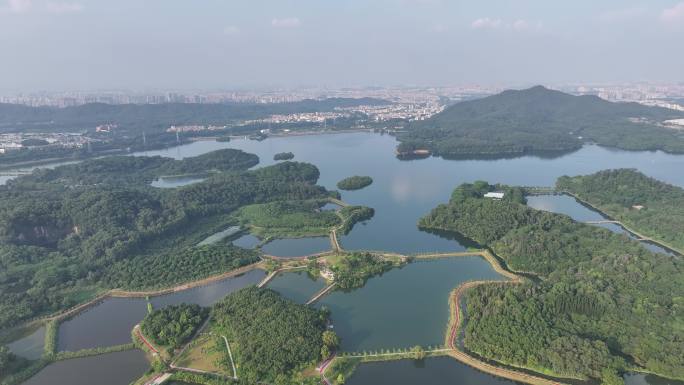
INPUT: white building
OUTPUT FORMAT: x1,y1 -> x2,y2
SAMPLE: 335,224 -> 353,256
484,192 -> 505,200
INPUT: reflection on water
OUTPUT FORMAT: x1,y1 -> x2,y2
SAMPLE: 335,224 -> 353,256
7,326 -> 45,360
625,373 -> 684,385
261,237 -> 331,258
527,195 -> 677,256
266,271 -> 326,304
197,226 -> 241,246
232,233 -> 260,249
316,258 -> 505,352
346,356 -> 518,385
20,349 -> 149,385
58,269 -> 265,351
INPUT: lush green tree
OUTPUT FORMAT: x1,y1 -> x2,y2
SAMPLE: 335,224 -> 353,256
420,180 -> 684,380
337,176 -> 373,191
141,304 -> 209,349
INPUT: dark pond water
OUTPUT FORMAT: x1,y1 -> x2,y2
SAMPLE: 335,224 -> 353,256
625,373 -> 684,385
316,257 -> 505,352
20,349 -> 149,385
197,226 -> 241,246
527,195 -> 677,256
6,326 -> 45,360
266,270 -> 327,303
260,236 -> 332,258
345,356 -> 519,385
57,269 -> 265,352
232,233 -> 260,249
150,175 -> 204,188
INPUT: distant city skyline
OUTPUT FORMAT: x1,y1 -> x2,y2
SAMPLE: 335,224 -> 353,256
1,0 -> 683,91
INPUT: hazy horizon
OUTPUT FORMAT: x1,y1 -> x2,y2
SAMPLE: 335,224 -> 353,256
1,0 -> 683,92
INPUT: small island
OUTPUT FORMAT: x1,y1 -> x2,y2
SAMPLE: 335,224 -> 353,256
337,176 -> 373,191
274,152 -> 295,161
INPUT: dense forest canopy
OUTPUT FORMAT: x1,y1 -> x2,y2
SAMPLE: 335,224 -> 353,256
336,176 -> 373,191
419,180 -> 684,382
0,150 -> 337,330
398,86 -> 684,157
141,304 -> 209,349
273,152 -> 295,161
211,287 -> 334,385
329,252 -> 398,290
557,169 -> 684,252
16,148 -> 259,186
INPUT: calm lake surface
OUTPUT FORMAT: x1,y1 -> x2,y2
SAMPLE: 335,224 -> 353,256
346,356 -> 518,385
316,258 -> 505,352
267,271 -> 327,303
625,373 -> 684,385
232,233 -> 260,249
7,326 -> 45,360
21,349 -> 148,385
57,269 -> 265,351
138,133 -> 684,255
261,236 -> 332,257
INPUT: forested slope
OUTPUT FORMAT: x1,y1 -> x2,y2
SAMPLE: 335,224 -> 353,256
0,151 -> 335,329
419,181 -> 684,382
399,86 -> 684,157
557,169 -> 684,253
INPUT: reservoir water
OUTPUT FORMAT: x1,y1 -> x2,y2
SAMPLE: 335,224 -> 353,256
57,269 -> 265,352
6,326 -> 45,360
20,349 -> 149,385
5,132 -> 684,384
316,257 -> 505,352
346,356 -> 519,385
527,195 -> 677,256
267,270 -> 327,303
261,236 -> 332,257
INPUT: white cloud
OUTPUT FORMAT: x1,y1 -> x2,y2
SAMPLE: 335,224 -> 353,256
45,2 -> 82,14
661,2 -> 684,24
598,6 -> 647,23
512,19 -> 529,30
471,18 -> 541,32
430,23 -> 449,32
223,25 -> 240,36
471,17 -> 502,29
271,17 -> 301,28
3,0 -> 32,13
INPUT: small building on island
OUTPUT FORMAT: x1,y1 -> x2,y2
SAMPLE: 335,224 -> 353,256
484,192 -> 505,200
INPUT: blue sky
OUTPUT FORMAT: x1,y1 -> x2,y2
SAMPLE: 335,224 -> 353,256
1,0 -> 683,91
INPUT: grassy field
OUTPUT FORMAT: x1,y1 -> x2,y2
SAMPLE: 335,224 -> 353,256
174,334 -> 226,375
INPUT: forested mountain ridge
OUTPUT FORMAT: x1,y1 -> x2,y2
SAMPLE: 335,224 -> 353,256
0,151 -> 336,329
419,181 -> 684,382
398,86 -> 684,157
0,97 -> 389,133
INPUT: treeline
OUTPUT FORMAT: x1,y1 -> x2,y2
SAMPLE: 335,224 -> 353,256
18,148 -> 259,186
0,157 -> 334,329
557,169 -> 684,252
142,304 -> 208,349
398,86 -> 684,158
104,244 -> 260,290
211,287 -> 333,385
420,180 -> 684,381
274,152 -> 295,161
337,206 -> 375,235
331,253 -> 399,290
337,176 -> 373,191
